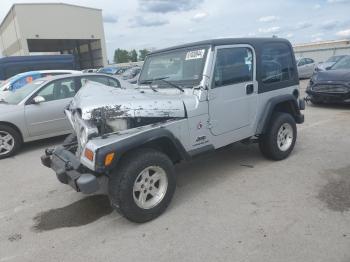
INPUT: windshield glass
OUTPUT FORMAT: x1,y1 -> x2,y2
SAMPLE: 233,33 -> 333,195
331,56 -> 350,70
326,56 -> 344,63
98,67 -> 118,74
139,47 -> 208,86
1,80 -> 45,105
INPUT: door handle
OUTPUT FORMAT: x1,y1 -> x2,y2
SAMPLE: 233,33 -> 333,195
246,84 -> 254,95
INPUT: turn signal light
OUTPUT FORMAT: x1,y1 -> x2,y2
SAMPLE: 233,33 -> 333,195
105,152 -> 115,166
84,148 -> 94,161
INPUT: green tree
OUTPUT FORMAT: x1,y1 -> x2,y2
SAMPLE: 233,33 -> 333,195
129,49 -> 138,62
114,48 -> 130,63
138,49 -> 150,61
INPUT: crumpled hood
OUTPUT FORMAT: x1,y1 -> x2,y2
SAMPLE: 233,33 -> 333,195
72,82 -> 193,120
315,70 -> 350,82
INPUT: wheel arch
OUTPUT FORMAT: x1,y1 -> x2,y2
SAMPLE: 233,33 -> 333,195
95,128 -> 190,172
256,94 -> 304,135
0,121 -> 24,142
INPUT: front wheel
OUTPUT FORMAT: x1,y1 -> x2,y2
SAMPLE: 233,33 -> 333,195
0,124 -> 22,159
259,113 -> 297,160
108,148 -> 176,223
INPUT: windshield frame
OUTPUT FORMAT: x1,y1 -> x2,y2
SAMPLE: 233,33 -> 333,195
138,45 -> 210,87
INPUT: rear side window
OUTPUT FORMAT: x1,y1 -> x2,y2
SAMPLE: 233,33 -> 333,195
261,43 -> 294,84
213,47 -> 253,88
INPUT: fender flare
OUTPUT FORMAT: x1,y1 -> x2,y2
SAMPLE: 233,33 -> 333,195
256,94 -> 304,134
94,128 -> 190,172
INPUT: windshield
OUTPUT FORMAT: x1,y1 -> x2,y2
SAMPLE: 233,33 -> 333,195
331,56 -> 350,70
98,67 -> 118,74
139,47 -> 208,86
326,56 -> 344,63
1,80 -> 45,105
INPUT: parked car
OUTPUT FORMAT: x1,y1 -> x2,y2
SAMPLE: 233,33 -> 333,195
0,70 -> 81,92
122,66 -> 141,84
296,57 -> 316,78
315,55 -> 347,72
0,54 -> 76,81
0,73 -> 124,159
306,55 -> 350,104
82,69 -> 98,73
41,38 -> 305,223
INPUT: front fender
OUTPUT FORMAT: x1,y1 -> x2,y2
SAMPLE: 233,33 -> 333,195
94,128 -> 190,172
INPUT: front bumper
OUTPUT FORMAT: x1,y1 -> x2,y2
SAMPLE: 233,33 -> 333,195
306,85 -> 350,104
41,146 -> 100,194
306,90 -> 350,103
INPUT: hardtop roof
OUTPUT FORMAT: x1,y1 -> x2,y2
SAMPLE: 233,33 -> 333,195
150,38 -> 291,55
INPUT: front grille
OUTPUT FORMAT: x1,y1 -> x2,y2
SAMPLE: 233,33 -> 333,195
312,84 -> 349,93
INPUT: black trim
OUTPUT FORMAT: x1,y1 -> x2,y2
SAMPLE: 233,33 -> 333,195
95,128 -> 190,172
256,94 -> 304,134
188,145 -> 215,157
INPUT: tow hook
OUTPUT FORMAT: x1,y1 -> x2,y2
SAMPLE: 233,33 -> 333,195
45,148 -> 54,156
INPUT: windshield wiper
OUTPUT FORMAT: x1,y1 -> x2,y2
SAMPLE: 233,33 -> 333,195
140,76 -> 184,92
139,76 -> 169,85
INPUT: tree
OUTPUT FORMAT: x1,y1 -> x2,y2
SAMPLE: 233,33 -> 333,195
129,49 -> 138,62
114,48 -> 130,63
138,49 -> 150,61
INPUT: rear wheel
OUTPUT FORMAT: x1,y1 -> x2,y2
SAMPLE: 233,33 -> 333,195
109,148 -> 176,223
0,124 -> 22,159
259,113 -> 297,160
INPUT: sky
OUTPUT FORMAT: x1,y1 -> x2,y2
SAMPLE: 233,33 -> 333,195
0,0 -> 350,61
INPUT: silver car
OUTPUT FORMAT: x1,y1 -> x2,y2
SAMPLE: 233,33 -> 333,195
296,57 -> 316,78
0,73 -> 123,159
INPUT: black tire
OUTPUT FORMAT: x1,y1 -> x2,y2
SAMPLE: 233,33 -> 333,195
310,99 -> 322,105
108,148 -> 176,223
0,124 -> 22,159
259,112 -> 297,161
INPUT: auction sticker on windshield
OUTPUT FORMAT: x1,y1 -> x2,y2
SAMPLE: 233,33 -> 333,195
186,49 -> 205,60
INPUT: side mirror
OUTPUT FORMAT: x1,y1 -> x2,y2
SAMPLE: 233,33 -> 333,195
325,66 -> 332,70
33,96 -> 45,104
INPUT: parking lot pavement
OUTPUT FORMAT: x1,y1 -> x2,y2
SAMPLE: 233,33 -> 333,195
0,80 -> 349,262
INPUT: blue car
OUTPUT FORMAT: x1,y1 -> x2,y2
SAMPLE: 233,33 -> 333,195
0,70 -> 80,92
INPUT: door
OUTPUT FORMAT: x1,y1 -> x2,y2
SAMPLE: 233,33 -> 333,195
24,77 -> 77,137
209,45 -> 257,136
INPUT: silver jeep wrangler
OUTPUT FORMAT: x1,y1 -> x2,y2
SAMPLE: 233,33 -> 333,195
42,38 -> 305,223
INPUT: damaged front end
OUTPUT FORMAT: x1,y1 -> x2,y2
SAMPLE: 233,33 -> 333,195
66,82 -> 187,155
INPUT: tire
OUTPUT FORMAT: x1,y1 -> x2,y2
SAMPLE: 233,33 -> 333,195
259,112 -> 297,161
310,99 -> 322,105
0,124 -> 22,159
108,148 -> 176,223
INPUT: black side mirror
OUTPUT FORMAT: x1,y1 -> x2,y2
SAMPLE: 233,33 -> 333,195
326,66 -> 332,70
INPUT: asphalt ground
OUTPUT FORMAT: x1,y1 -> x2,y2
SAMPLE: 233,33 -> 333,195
1,80 -> 350,262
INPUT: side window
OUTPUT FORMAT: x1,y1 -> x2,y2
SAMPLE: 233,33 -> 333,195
298,59 -> 306,66
307,58 -> 314,64
261,43 -> 294,84
81,76 -> 109,86
213,47 -> 253,88
37,78 -> 76,102
107,77 -> 121,88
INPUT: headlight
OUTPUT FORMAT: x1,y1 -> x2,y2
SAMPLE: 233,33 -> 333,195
80,127 -> 88,147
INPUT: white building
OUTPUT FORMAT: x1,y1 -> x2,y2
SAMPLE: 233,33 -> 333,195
293,39 -> 350,63
0,3 -> 107,69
